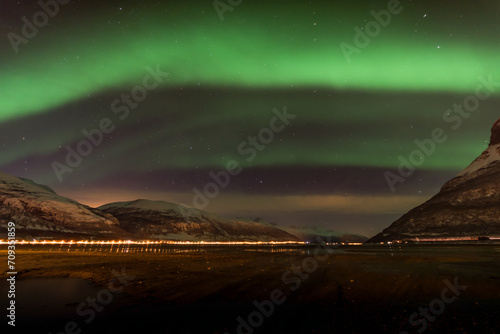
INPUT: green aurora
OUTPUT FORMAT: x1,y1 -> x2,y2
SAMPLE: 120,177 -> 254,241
1,1 -> 499,122
0,0 -> 499,236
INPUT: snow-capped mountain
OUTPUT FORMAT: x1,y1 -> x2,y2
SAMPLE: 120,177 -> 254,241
0,172 -> 300,241
0,171 -> 125,239
367,118 -> 500,243
98,199 -> 300,242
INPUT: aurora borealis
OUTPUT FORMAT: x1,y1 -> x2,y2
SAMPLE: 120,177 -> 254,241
1,0 -> 499,236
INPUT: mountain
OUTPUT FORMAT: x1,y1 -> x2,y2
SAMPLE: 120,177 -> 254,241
0,171 -> 300,241
367,118 -> 500,243
0,171 -> 125,239
98,199 -> 300,242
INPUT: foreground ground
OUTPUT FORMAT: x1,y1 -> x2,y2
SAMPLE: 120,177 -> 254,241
1,244 -> 500,333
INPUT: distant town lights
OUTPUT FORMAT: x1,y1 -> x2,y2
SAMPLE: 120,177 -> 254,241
0,240 -> 306,245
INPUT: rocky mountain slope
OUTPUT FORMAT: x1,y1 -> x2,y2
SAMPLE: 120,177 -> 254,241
367,118 -> 500,243
0,171 -> 125,239
99,199 -> 300,242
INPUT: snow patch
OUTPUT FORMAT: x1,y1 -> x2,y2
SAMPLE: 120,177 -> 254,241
458,144 -> 500,176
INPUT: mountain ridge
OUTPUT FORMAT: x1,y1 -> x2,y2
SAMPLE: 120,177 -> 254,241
0,173 -> 300,241
98,199 -> 300,242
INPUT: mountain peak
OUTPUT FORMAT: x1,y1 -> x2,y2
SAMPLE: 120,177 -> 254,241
490,117 -> 500,146
455,118 -> 500,178
99,199 -> 182,212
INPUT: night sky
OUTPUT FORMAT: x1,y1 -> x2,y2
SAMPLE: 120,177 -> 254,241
1,0 -> 499,237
